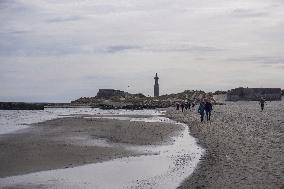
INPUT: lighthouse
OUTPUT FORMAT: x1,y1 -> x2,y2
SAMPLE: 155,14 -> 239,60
154,73 -> 159,97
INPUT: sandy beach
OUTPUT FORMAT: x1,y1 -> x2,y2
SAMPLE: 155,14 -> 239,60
0,100 -> 283,188
166,100 -> 284,188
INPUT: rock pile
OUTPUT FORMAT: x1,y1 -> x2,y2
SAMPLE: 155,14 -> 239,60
71,89 -> 215,110
0,102 -> 44,110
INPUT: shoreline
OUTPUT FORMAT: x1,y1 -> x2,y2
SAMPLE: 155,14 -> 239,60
166,100 -> 284,188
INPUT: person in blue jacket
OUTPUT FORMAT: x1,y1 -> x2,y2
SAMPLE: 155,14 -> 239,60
198,101 -> 206,122
204,101 -> 213,121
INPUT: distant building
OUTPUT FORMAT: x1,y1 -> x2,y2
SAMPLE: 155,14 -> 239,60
96,89 -> 127,98
154,73 -> 159,97
226,87 -> 282,101
95,89 -> 146,99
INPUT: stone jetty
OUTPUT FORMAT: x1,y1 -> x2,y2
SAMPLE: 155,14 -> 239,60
0,102 -> 44,110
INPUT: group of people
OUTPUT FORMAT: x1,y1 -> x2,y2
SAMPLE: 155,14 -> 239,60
176,101 -> 195,112
176,100 -> 213,122
198,97 -> 266,121
176,97 -> 267,123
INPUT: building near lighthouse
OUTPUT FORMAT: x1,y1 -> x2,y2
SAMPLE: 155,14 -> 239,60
154,73 -> 159,97
226,87 -> 281,101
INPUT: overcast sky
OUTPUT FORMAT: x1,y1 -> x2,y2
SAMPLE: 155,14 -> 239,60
0,0 -> 283,102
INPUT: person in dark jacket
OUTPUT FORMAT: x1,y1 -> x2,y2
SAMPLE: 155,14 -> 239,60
198,101 -> 205,122
181,103 -> 185,112
176,103 -> 180,111
259,97 -> 265,111
192,101 -> 195,108
187,100 -> 191,110
204,101 -> 213,121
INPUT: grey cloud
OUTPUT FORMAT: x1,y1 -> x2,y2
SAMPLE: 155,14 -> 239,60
0,0 -> 32,13
6,30 -> 30,34
0,29 -> 32,35
0,34 -> 142,55
105,45 -> 142,53
228,56 -> 284,65
47,16 -> 83,23
145,45 -> 223,53
231,8 -> 269,18
0,35 -> 223,55
0,35 -> 81,56
0,0 -> 20,10
171,45 -> 222,52
103,44 -> 223,54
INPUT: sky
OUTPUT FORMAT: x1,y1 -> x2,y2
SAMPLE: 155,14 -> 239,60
0,0 -> 284,102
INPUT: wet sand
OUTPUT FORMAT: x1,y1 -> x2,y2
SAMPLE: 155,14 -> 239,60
0,116 -> 183,178
166,100 -> 284,188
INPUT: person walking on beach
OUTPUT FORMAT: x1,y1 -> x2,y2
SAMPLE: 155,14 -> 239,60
204,101 -> 213,121
198,101 -> 205,122
187,100 -> 191,110
176,103 -> 180,111
259,97 -> 266,111
192,101 -> 195,108
181,102 -> 185,112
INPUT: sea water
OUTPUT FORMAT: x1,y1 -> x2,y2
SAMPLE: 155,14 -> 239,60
0,108 -> 162,135
0,108 -> 204,189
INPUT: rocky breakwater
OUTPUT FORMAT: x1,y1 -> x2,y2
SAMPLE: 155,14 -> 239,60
72,96 -> 171,110
71,89 -> 214,110
0,102 -> 44,110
